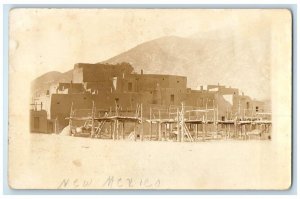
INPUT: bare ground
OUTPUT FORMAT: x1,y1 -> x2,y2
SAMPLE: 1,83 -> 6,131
8,133 -> 290,189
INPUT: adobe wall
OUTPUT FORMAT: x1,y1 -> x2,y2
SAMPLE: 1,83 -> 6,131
252,100 -> 266,113
50,94 -> 92,128
219,87 -> 239,95
185,90 -> 233,120
50,87 -> 189,130
84,82 -> 112,93
50,92 -> 142,129
73,63 -> 134,83
231,95 -> 266,117
186,91 -> 215,108
138,74 -> 186,91
72,63 -> 187,101
159,88 -> 186,106
33,95 -> 51,118
30,110 -> 48,133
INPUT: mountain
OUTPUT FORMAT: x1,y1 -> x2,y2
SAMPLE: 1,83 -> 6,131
103,36 -> 203,76
103,34 -> 270,100
31,70 -> 73,95
32,31 -> 271,100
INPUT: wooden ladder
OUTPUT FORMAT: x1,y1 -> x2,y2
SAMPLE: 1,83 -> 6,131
184,124 -> 194,142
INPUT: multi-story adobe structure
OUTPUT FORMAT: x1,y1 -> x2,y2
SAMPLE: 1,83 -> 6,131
31,62 -> 268,132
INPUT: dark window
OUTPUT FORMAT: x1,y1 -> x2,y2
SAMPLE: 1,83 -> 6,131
221,116 -> 225,121
256,106 -> 259,112
128,82 -> 133,91
177,81 -> 180,83
246,102 -> 250,109
57,102 -> 60,105
115,98 -> 119,103
171,94 -> 175,103
34,117 -> 39,129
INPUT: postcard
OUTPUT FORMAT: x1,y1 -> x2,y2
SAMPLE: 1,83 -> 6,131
8,9 -> 292,189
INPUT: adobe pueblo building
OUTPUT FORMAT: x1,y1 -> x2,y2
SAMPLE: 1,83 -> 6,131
31,62 -> 271,141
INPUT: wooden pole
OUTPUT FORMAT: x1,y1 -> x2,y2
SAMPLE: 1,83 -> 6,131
150,107 -> 152,141
141,104 -> 143,141
165,123 -> 168,140
216,103 -> 219,137
213,99 -> 215,125
180,102 -> 185,142
91,101 -> 95,138
217,103 -> 219,122
251,105 -> 254,131
234,119 -> 237,138
238,99 -> 241,118
202,115 -> 205,141
177,108 -> 180,142
158,123 -> 161,141
109,122 -> 113,139
158,110 -> 161,141
149,121 -> 152,141
205,100 -> 208,139
112,120 -> 116,140
122,122 -> 125,140
110,121 -> 113,139
205,99 -> 208,122
134,122 -> 137,141
169,123 -> 172,140
240,124 -> 243,139
163,123 -> 166,140
98,121 -> 102,139
224,123 -> 227,139
245,124 -> 248,140
69,102 -> 73,135
156,122 -> 159,141
116,119 -> 119,140
115,99 -> 118,116
196,123 -> 198,140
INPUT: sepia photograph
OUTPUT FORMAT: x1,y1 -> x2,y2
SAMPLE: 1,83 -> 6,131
8,8 -> 292,189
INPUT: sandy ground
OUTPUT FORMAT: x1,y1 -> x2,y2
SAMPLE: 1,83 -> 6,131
8,133 -> 290,190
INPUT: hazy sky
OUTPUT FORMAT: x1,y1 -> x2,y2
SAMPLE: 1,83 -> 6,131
9,9 -> 291,100
9,9 -> 274,77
